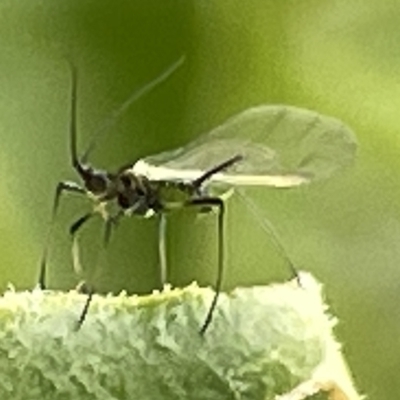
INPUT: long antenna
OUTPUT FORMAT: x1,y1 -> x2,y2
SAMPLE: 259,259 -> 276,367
81,55 -> 185,163
66,60 -> 82,173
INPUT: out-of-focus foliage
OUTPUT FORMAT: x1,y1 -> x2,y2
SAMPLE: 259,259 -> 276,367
0,2 -> 398,399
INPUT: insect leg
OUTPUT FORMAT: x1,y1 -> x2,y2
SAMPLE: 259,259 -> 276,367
75,211 -> 124,329
103,212 -> 122,247
68,211 -> 98,331
236,189 -> 300,285
191,154 -> 243,190
184,196 -> 225,335
69,212 -> 95,275
158,213 -> 168,287
70,212 -> 95,236
38,181 -> 86,289
75,287 -> 94,331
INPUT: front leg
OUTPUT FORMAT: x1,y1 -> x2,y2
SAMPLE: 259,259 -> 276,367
158,213 -> 168,288
69,212 -> 95,277
75,210 -> 124,330
38,181 -> 86,289
183,196 -> 225,335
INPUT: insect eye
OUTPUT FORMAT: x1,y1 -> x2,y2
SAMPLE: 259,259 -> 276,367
117,193 -> 130,209
120,174 -> 131,188
136,187 -> 145,196
86,172 -> 108,194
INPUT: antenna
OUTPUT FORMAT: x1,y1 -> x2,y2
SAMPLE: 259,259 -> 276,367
66,60 -> 83,173
81,55 -> 186,163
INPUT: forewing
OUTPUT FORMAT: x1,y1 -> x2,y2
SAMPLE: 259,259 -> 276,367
135,105 -> 357,187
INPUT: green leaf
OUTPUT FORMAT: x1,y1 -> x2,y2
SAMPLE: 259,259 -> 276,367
0,273 -> 361,400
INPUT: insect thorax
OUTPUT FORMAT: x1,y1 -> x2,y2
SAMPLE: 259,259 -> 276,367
116,170 -> 199,216
85,162 -> 211,220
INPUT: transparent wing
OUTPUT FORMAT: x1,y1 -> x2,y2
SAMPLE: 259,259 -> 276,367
132,105 -> 357,188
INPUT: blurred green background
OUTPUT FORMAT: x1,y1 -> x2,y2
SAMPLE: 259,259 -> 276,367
0,1 -> 399,399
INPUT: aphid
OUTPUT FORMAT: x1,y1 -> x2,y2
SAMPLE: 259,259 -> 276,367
39,58 -> 357,334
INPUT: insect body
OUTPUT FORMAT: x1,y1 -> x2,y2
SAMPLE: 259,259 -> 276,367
39,59 -> 357,334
